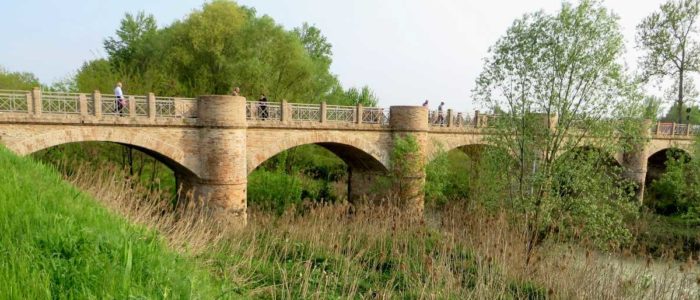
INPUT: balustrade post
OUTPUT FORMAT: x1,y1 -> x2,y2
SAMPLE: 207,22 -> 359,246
128,96 -> 136,117
474,110 -> 480,127
672,122 -> 676,136
79,94 -> 88,116
147,92 -> 156,120
31,87 -> 42,116
687,123 -> 691,136
320,101 -> 327,123
447,109 -> 454,127
655,121 -> 660,135
281,100 -> 290,122
356,103 -> 363,124
93,90 -> 102,117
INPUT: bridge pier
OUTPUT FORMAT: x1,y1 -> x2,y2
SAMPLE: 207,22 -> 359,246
389,106 -> 429,214
188,95 -> 248,227
621,120 -> 652,204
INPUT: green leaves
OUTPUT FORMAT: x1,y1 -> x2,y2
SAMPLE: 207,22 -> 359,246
75,0 -> 376,105
0,67 -> 40,90
637,0 -> 700,122
473,0 -> 642,250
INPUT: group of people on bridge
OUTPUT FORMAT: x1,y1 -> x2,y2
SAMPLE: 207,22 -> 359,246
423,99 -> 447,126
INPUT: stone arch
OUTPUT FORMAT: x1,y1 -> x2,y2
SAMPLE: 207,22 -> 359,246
645,147 -> 692,187
247,132 -> 390,174
426,134 -> 490,162
427,139 -> 511,165
8,127 -> 199,178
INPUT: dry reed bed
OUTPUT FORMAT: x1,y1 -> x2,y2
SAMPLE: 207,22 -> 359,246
55,160 -> 699,299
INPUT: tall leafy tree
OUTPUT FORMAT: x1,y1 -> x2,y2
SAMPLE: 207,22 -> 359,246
473,0 -> 642,256
637,0 -> 700,123
103,11 -> 158,70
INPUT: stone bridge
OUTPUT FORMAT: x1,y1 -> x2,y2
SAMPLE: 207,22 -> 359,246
0,88 -> 695,226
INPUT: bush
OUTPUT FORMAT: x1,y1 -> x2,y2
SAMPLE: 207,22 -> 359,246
247,169 -> 304,214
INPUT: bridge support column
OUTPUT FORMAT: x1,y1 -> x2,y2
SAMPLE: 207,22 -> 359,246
389,106 -> 429,215
622,119 -> 652,204
190,95 -> 248,227
347,169 -> 382,203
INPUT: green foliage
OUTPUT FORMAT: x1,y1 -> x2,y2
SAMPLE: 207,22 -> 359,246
547,150 -> 639,248
0,146 -> 227,298
661,103 -> 700,124
637,0 -> 700,123
247,169 -> 304,214
32,142 -> 176,198
75,59 -> 118,94
389,134 -> 422,196
647,147 -> 700,216
74,0 -> 377,106
248,145 -> 342,214
473,0 -> 643,250
327,85 -> 379,107
425,146 -> 451,205
0,66 -> 40,90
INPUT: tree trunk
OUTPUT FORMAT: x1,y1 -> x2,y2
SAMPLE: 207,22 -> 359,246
679,67 -> 684,124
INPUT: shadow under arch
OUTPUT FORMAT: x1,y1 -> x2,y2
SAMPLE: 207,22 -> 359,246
249,142 -> 390,204
430,143 -> 514,166
645,147 -> 692,188
30,141 -> 199,197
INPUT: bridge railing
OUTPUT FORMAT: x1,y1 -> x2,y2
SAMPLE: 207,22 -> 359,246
362,107 -> 389,125
0,89 -> 197,118
326,105 -> 356,123
431,110 -> 496,128
0,90 -> 30,113
42,92 -> 81,114
652,122 -> 700,137
245,100 -> 389,126
292,103 -> 322,121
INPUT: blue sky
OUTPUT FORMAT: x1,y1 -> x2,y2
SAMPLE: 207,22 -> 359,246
0,0 -> 666,111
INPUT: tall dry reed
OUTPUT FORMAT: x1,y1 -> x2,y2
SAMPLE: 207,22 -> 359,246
53,159 -> 699,299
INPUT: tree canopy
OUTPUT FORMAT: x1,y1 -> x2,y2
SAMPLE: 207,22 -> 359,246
637,0 -> 700,123
0,67 -> 40,90
75,0 -> 376,106
473,0 -> 643,252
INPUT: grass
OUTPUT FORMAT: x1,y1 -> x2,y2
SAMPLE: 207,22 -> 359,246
0,146 -> 230,299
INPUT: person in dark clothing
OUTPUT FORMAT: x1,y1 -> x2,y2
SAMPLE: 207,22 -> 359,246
259,94 -> 268,120
437,101 -> 445,126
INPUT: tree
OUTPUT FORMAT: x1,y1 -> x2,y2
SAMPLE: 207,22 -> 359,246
0,67 -> 40,90
327,85 -> 379,107
637,0 -> 700,123
103,11 -> 158,71
473,0 -> 642,256
294,23 -> 340,101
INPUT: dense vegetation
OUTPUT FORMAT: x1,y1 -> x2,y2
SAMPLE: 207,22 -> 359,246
7,147 -> 700,298
75,1 -> 377,106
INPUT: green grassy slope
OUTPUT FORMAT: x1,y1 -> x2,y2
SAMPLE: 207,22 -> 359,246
0,146 -> 228,299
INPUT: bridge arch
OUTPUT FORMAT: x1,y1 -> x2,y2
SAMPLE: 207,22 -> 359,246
7,127 -> 199,178
645,147 -> 692,185
247,132 -> 390,174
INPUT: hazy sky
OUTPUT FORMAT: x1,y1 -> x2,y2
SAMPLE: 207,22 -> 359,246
0,0 -> 666,111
